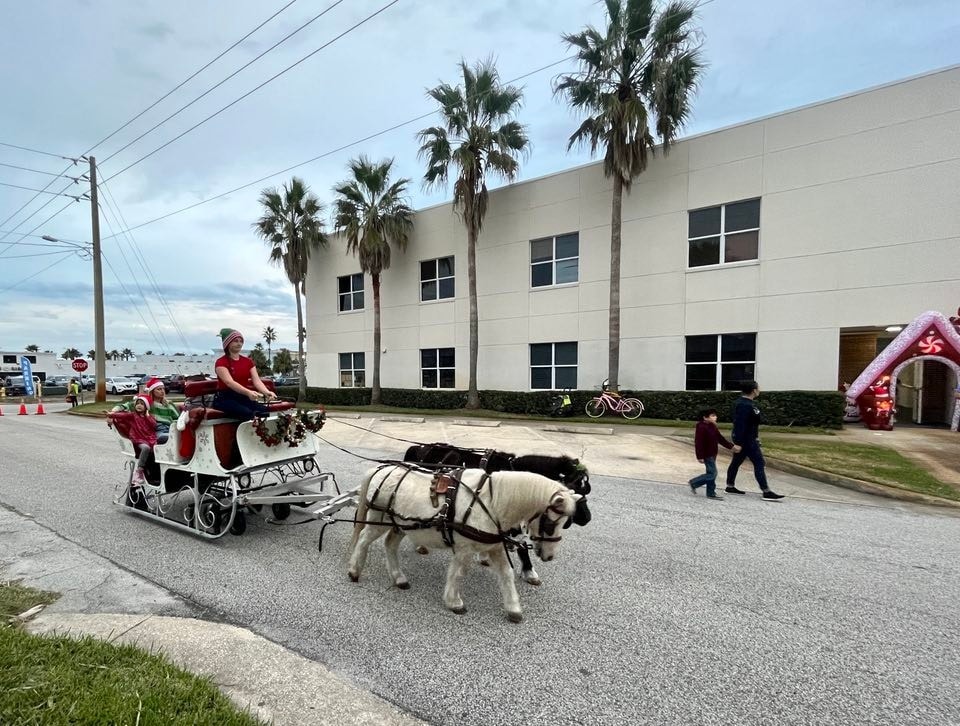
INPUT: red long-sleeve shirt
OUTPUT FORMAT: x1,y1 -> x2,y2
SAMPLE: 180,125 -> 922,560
694,421 -> 734,459
109,410 -> 157,447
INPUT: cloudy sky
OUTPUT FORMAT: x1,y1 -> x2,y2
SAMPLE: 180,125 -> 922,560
1,0 -> 957,355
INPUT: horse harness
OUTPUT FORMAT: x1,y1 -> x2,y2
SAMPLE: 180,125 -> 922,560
365,464 -> 566,551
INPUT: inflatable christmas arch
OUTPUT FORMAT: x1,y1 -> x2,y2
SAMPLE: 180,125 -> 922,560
847,308 -> 960,431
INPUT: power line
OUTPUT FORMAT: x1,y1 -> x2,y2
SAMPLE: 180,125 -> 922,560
100,0 -> 345,166
100,249 -> 176,354
0,141 -> 76,160
0,198 -> 81,258
90,0 -> 300,158
0,0 -> 301,246
98,0 -> 713,239
0,180 -> 89,199
0,249 -> 84,260
0,161 -> 85,179
102,0 -> 402,183
0,251 -> 76,295
0,231 -> 89,245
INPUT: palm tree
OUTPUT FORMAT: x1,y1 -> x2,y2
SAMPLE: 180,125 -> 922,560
262,326 -> 277,366
556,0 -> 703,390
25,344 -> 40,352
418,59 -> 529,408
333,156 -> 414,404
88,349 -> 96,361
253,177 -> 328,401
108,349 -> 120,361
61,348 -> 81,359
121,347 -> 134,361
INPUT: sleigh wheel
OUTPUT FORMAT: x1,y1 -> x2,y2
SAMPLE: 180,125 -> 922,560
271,503 -> 291,520
229,511 -> 247,536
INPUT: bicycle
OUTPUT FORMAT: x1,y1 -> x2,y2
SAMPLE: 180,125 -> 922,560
584,387 -> 644,420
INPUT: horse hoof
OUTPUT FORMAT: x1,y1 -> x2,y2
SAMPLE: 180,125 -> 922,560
416,545 -> 429,555
396,581 -> 410,590
450,605 -> 467,615
506,612 -> 523,623
348,572 -> 359,583
478,558 -> 491,567
523,575 -> 542,587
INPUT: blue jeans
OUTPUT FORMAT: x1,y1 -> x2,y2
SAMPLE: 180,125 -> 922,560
689,457 -> 718,496
726,442 -> 769,491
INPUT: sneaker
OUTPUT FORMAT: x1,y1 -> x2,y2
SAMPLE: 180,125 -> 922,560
725,486 -> 745,495
689,482 -> 698,495
132,469 -> 145,485
706,494 -> 724,500
762,490 -> 785,500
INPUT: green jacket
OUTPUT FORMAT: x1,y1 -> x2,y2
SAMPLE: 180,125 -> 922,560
111,398 -> 180,425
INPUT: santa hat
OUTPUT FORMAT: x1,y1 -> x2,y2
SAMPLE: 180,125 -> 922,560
144,377 -> 164,393
219,328 -> 243,351
133,395 -> 152,411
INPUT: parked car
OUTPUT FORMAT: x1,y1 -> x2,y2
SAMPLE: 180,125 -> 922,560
3,375 -> 42,396
47,375 -> 72,387
162,375 -> 186,393
273,376 -> 300,387
105,377 -> 138,395
80,375 -> 96,391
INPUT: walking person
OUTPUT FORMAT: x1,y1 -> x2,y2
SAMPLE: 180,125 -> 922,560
689,408 -> 740,499
67,378 -> 80,407
725,381 -> 784,499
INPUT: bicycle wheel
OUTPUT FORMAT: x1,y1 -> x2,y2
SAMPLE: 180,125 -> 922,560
585,398 -> 605,418
621,398 -> 644,420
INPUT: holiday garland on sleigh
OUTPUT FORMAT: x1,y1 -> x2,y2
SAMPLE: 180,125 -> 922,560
252,409 -> 326,447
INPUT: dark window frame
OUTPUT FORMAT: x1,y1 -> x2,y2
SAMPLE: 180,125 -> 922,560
684,333 -> 757,391
687,199 -> 760,268
338,351 -> 365,387
420,256 -> 455,302
530,232 -> 580,288
420,347 -> 456,389
529,341 -> 578,390
338,273 -> 365,312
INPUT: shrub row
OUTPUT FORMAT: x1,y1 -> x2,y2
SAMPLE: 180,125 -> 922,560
281,386 -> 844,428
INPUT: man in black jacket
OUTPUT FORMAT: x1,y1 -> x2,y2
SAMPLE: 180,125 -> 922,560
725,380 -> 784,499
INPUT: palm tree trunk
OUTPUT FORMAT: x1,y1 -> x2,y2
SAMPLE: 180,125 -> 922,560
294,284 -> 306,401
465,206 -> 480,409
371,272 -> 382,405
608,174 -> 623,391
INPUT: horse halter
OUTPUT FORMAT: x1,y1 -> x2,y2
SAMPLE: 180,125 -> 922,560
528,494 -> 568,544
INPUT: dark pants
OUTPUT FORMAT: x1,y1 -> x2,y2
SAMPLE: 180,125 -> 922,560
689,457 -> 718,496
726,442 -> 769,491
212,390 -> 270,421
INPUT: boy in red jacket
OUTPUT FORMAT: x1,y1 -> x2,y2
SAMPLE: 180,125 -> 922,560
108,395 -> 158,485
689,408 -> 740,499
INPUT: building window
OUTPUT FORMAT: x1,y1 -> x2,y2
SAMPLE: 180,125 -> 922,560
421,348 -> 455,388
685,333 -> 756,390
688,199 -> 760,268
420,256 -> 455,302
338,273 -> 364,312
530,342 -> 578,390
339,352 -> 365,387
531,232 -> 579,287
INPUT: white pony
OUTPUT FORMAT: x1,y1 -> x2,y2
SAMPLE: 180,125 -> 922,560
347,464 -> 580,622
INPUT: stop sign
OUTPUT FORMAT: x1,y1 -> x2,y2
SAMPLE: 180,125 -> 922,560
72,359 -> 88,372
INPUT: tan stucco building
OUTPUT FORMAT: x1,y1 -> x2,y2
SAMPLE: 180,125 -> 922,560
305,65 -> 960,425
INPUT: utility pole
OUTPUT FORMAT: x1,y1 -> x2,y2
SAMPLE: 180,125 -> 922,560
88,156 -> 106,403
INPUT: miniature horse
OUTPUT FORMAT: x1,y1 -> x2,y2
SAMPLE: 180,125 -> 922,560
402,443 -> 591,585
348,464 -> 580,622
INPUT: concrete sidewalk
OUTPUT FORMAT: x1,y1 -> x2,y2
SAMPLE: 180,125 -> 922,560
1,504 -> 424,726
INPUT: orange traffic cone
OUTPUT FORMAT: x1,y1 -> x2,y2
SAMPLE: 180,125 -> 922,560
0,405 -> 4,415
35,402 -> 46,415
18,403 -> 28,415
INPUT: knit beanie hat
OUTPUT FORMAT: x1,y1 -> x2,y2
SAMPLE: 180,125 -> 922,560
134,395 -> 152,411
144,377 -> 164,393
219,328 -> 243,351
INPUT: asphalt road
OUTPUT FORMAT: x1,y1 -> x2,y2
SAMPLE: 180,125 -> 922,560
2,413 -> 959,726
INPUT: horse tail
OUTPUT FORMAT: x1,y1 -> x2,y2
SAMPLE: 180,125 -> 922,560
349,467 -> 377,554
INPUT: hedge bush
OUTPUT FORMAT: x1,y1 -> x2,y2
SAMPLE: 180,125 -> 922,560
286,386 -> 844,428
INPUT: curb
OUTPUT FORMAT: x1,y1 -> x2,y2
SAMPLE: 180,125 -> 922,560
451,419 -> 501,427
543,424 -> 614,436
667,435 -> 960,509
327,413 -> 362,420
377,415 -> 425,423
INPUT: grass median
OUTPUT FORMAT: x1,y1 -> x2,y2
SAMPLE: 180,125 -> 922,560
1,581 -> 262,725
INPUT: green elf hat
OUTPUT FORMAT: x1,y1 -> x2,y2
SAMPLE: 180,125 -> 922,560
219,328 -> 244,350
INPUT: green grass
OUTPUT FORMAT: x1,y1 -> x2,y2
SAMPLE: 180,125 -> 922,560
0,582 -> 262,725
760,439 -> 960,501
